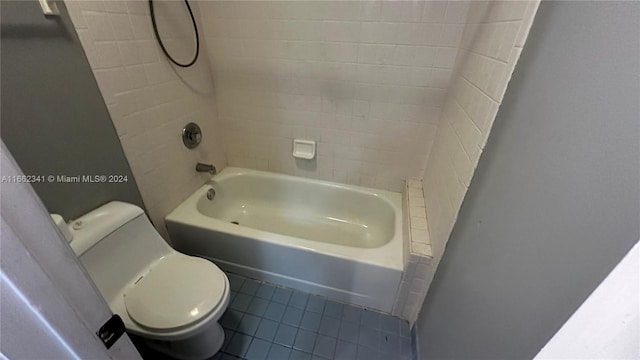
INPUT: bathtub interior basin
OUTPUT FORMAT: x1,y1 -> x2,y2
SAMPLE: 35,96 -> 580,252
198,171 -> 395,249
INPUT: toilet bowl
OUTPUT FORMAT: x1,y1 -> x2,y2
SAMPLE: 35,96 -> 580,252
67,201 -> 230,360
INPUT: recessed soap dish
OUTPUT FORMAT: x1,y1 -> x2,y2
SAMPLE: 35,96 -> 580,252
293,139 -> 316,160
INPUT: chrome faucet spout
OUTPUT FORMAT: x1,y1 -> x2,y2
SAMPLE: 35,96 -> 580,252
196,163 -> 216,175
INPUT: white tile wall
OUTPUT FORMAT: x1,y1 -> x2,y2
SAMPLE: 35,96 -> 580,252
418,0 -> 540,311
66,0 -> 538,322
197,0 -> 470,192
64,0 -> 227,238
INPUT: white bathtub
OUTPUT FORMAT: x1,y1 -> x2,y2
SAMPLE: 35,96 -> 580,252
165,167 -> 404,312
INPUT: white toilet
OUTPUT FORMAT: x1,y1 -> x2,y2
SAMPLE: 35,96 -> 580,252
66,201 -> 230,360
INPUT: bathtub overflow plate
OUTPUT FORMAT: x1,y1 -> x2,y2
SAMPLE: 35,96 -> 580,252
207,188 -> 215,200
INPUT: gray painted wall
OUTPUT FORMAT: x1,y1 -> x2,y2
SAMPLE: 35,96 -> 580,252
416,2 -> 640,359
1,0 -> 144,219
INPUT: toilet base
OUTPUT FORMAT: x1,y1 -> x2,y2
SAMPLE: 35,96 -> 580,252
143,321 -> 225,360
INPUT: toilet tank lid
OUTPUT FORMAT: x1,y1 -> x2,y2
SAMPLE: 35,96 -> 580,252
69,201 -> 145,256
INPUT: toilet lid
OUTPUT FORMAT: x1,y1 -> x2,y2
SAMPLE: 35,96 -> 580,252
123,254 -> 226,331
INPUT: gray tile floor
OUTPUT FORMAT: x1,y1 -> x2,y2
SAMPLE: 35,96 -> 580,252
213,273 -> 413,360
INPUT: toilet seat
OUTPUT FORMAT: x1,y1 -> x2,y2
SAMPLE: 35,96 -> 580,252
123,254 -> 227,332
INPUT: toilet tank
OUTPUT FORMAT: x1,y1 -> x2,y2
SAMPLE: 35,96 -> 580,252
70,201 -> 173,303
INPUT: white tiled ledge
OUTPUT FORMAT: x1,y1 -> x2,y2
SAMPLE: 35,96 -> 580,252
392,179 -> 434,324
407,179 -> 433,259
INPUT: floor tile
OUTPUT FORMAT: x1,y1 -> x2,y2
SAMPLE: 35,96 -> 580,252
245,338 -> 271,360
221,310 -> 243,331
237,314 -> 261,336
306,296 -> 326,313
338,321 -> 359,344
221,354 -> 240,360
240,279 -> 262,296
289,291 -> 309,309
255,319 -> 279,342
228,273 -> 245,291
313,334 -> 337,359
355,345 -> 379,360
272,287 -> 293,304
380,314 -> 401,335
400,335 -> 412,358
380,332 -> 401,355
400,320 -> 411,338
230,293 -> 253,312
323,301 -> 343,319
282,306 -> 304,327
358,327 -> 381,349
356,345 -> 376,360
222,329 -> 234,350
334,340 -> 357,360
361,310 -> 381,330
289,350 -> 312,360
300,311 -> 322,331
293,329 -> 317,352
267,344 -> 292,360
226,333 -> 252,358
341,305 -> 362,323
318,316 -> 340,337
247,297 -> 270,317
264,302 -> 287,322
256,283 -> 276,300
274,324 -> 298,347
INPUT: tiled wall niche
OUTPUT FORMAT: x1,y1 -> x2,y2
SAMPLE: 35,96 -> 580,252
198,0 -> 471,192
64,0 -> 227,238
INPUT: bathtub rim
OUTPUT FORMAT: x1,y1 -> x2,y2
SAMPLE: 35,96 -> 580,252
165,167 -> 404,272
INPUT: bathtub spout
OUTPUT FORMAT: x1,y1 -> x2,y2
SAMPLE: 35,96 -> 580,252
196,163 -> 216,175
